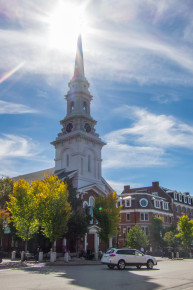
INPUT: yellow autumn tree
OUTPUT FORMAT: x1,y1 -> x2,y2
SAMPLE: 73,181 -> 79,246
7,179 -> 39,251
34,175 -> 72,249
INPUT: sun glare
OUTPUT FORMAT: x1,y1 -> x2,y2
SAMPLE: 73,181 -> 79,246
47,2 -> 88,50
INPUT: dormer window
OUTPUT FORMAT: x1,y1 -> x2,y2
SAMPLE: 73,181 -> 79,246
154,200 -> 161,209
163,202 -> 169,210
188,197 -> 191,205
179,195 -> 182,202
184,196 -> 187,203
125,199 -> 131,207
174,192 -> 178,200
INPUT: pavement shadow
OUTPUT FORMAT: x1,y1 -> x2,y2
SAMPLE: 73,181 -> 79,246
20,264 -> 161,290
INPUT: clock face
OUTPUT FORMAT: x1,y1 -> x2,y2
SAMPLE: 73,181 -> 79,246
84,123 -> 91,133
66,123 -> 73,133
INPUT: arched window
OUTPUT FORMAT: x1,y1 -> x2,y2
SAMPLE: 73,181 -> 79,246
66,154 -> 69,167
81,158 -> 83,175
88,155 -> 91,172
83,201 -> 89,215
70,101 -> 74,112
89,196 -> 94,224
83,101 -> 87,112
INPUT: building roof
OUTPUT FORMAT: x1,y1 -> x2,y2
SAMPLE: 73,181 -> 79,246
14,168 -> 55,182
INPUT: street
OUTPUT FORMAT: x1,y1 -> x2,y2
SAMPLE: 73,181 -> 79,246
0,260 -> 193,290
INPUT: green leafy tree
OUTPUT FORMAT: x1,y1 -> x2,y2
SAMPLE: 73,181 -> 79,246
35,175 -> 72,249
7,179 -> 39,251
149,216 -> 164,250
65,179 -> 90,251
126,225 -> 149,249
0,208 -> 10,239
93,192 -> 120,248
163,231 -> 180,251
0,177 -> 13,209
176,215 -> 193,254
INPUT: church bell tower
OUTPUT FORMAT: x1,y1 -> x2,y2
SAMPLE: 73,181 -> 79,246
51,35 -> 106,189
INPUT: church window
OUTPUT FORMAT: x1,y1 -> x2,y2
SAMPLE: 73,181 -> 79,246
83,101 -> 87,112
81,158 -> 83,175
70,101 -> 74,112
83,201 -> 89,215
88,155 -> 91,172
89,197 -> 94,224
66,154 -> 69,167
97,163 -> 100,179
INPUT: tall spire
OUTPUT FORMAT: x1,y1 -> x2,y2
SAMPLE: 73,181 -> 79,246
72,35 -> 85,81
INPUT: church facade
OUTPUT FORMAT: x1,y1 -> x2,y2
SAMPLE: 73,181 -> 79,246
12,35 -> 113,258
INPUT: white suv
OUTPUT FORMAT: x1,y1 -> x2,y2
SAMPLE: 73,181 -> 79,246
101,248 -> 157,270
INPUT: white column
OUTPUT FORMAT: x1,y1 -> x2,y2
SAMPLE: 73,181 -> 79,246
84,233 -> 87,251
109,237 -> 113,248
94,233 -> 99,260
38,252 -> 43,262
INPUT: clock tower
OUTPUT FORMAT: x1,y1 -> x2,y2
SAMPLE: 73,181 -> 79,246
51,35 -> 106,190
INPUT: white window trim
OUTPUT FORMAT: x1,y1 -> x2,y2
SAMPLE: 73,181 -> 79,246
163,202 -> 169,210
188,198 -> 191,205
125,199 -> 131,207
184,196 -> 187,203
154,200 -> 161,209
179,195 -> 182,202
140,198 -> 148,207
140,212 -> 149,221
174,192 -> 178,200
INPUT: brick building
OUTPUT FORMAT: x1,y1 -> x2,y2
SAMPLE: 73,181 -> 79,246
117,181 -> 193,249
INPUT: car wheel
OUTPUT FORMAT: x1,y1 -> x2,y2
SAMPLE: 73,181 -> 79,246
108,265 -> 115,270
118,260 -> 126,270
147,260 -> 154,269
136,265 -> 142,269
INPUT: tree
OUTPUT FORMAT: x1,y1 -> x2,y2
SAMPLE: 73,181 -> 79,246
35,175 -> 71,249
7,179 -> 39,251
149,216 -> 164,250
65,179 -> 90,251
93,192 -> 120,248
0,177 -> 13,209
126,225 -> 149,250
163,231 -> 180,251
176,215 -> 193,254
0,208 -> 10,239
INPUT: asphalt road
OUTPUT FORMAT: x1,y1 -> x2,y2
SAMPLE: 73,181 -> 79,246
0,260 -> 193,290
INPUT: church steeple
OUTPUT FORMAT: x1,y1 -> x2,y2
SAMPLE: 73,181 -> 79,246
52,34 -> 106,190
72,35 -> 85,81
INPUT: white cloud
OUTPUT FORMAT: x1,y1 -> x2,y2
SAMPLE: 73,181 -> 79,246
106,179 -> 143,194
0,100 -> 37,114
102,105 -> 193,169
0,134 -> 40,158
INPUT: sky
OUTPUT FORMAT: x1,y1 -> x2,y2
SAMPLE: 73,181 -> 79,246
1,0 -> 193,194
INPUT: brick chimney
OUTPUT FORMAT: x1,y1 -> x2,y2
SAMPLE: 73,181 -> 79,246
152,181 -> 159,187
124,185 -> 130,192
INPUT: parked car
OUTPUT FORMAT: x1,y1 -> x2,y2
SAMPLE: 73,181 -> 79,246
101,248 -> 157,270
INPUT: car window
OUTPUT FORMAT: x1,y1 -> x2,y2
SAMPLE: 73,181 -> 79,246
106,249 -> 115,254
116,249 -> 135,255
135,250 -> 143,256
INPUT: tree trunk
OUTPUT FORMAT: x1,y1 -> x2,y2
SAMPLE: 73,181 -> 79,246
25,240 -> 28,252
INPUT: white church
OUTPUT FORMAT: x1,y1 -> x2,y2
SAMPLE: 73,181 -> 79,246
15,35 -> 113,258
